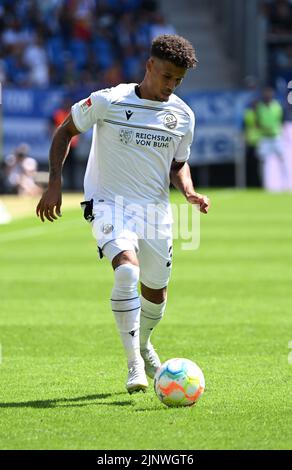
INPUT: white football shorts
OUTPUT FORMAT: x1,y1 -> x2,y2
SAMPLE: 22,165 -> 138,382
90,200 -> 173,289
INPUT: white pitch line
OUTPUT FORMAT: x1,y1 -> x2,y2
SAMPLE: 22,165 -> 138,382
0,219 -> 82,243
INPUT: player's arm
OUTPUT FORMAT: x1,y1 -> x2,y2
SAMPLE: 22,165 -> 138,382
36,113 -> 80,222
170,160 -> 210,214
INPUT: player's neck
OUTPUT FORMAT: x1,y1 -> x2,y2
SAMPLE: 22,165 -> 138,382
137,81 -> 157,101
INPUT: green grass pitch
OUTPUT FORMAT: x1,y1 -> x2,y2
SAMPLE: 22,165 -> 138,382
0,189 -> 291,450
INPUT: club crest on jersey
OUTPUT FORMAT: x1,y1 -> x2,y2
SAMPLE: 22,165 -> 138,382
119,128 -> 133,144
163,113 -> 177,129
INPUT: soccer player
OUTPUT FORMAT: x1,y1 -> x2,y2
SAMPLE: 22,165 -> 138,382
36,34 -> 210,394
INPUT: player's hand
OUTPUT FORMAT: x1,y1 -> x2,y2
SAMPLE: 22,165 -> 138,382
36,183 -> 62,222
186,192 -> 210,214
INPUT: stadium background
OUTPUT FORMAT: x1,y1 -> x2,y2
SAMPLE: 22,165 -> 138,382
0,0 -> 292,452
1,0 -> 292,190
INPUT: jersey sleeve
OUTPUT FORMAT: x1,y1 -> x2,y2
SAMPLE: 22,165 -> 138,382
71,89 -> 111,133
173,111 -> 195,162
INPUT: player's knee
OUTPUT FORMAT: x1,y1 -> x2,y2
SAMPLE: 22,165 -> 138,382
114,263 -> 140,290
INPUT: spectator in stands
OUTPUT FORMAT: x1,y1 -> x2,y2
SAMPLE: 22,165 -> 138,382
102,62 -> 125,86
1,16 -> 33,52
149,12 -> 176,41
4,143 -> 42,196
256,86 -> 286,191
23,35 -> 49,87
0,0 -> 164,88
243,100 -> 262,187
5,47 -> 30,87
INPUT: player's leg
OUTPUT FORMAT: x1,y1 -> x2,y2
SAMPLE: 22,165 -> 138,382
110,249 -> 142,367
140,283 -> 167,352
90,202 -> 147,393
139,283 -> 167,378
103,245 -> 148,393
138,237 -> 172,378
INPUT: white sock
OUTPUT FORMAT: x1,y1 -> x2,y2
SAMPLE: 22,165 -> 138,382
111,264 -> 142,365
140,296 -> 166,350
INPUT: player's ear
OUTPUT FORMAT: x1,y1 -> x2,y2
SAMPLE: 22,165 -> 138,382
146,58 -> 154,73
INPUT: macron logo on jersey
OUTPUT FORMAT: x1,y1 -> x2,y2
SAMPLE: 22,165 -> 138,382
125,110 -> 133,120
81,97 -> 92,112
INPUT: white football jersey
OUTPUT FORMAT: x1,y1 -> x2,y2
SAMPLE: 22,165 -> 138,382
71,83 -> 195,223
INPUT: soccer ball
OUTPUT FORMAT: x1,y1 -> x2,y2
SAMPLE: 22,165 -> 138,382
154,358 -> 205,407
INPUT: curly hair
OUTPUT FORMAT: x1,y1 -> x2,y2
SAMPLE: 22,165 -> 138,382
151,34 -> 198,69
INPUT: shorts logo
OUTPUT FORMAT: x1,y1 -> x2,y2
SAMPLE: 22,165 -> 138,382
81,97 -> 92,112
101,223 -> 114,234
164,113 -> 177,129
119,129 -> 133,144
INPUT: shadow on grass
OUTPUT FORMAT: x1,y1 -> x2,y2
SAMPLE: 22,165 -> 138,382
0,392 -> 133,409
